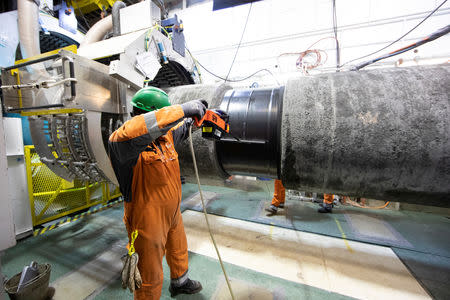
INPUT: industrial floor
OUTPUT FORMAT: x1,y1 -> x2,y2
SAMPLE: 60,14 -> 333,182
2,181 -> 449,300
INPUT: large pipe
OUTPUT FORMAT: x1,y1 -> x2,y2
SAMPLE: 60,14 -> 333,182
17,0 -> 41,59
112,1 -> 126,37
280,65 -> 450,206
79,15 -> 112,48
168,65 -> 450,206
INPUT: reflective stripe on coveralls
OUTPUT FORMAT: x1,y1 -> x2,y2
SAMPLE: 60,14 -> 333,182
324,194 -> 334,204
108,105 -> 192,300
271,179 -> 285,207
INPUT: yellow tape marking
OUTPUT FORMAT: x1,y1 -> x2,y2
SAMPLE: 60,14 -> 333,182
334,218 -> 353,253
269,222 -> 274,239
21,108 -> 83,117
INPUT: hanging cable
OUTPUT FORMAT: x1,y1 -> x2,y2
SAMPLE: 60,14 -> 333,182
186,47 -> 280,85
74,0 -> 91,30
332,0 -> 340,71
353,24 -> 450,70
188,126 -> 235,300
225,2 -> 253,82
277,36 -> 337,73
340,0 -> 448,68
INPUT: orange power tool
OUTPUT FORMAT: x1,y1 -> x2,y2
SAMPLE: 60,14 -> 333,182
194,109 -> 230,140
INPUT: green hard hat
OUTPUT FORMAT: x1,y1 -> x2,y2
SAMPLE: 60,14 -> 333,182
131,87 -> 170,112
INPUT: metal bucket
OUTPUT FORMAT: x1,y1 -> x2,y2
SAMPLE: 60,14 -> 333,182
4,263 -> 51,300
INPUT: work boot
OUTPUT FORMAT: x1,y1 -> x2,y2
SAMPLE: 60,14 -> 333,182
318,203 -> 333,213
265,204 -> 278,214
46,286 -> 55,299
278,203 -> 285,208
169,278 -> 202,297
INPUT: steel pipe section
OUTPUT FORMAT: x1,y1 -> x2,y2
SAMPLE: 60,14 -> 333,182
169,65 -> 450,205
217,87 -> 283,178
281,65 -> 450,206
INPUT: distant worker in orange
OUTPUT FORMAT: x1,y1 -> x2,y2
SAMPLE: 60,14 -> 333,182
108,87 -> 207,300
318,193 -> 334,213
265,179 -> 285,214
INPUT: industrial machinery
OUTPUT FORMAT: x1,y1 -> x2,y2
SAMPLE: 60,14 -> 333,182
1,0 -> 198,186
1,1 -> 449,208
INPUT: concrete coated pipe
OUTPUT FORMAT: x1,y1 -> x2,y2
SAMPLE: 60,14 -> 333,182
169,65 -> 449,205
280,65 -> 450,206
167,84 -> 232,186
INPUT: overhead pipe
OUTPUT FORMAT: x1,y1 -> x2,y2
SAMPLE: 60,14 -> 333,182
112,1 -> 126,37
17,0 -> 51,106
79,15 -> 112,48
17,0 -> 41,59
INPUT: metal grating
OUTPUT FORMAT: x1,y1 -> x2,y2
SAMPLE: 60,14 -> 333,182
24,146 -> 121,226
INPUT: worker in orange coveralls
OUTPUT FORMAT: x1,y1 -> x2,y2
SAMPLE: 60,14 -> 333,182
108,87 -> 207,299
265,179 -> 286,214
318,193 -> 334,213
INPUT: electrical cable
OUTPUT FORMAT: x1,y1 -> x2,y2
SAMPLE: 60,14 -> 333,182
277,36 -> 338,73
340,0 -> 448,68
346,199 -> 390,210
225,2 -> 253,82
296,49 -> 324,74
332,0 -> 340,70
74,0 -> 91,30
156,0 -> 168,18
186,49 -> 203,83
353,24 -> 450,70
188,125 -> 235,300
145,24 -> 172,51
186,48 -> 280,85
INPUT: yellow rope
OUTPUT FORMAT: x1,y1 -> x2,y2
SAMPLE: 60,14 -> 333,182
188,126 -> 235,300
128,230 -> 139,256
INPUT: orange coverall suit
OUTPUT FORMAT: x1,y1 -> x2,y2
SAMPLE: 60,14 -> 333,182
108,105 -> 192,300
271,179 -> 285,207
323,194 -> 334,204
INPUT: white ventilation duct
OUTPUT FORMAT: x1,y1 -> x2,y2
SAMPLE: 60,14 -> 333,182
17,0 -> 41,59
79,15 -> 113,48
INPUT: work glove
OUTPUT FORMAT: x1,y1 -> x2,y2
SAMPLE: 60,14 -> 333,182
181,99 -> 208,120
121,229 -> 142,293
121,252 -> 142,293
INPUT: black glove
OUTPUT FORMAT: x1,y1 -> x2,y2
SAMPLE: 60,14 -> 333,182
181,99 -> 208,120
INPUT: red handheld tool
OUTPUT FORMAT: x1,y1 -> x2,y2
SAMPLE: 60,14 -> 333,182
194,109 -> 230,140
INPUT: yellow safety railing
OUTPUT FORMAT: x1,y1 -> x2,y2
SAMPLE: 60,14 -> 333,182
24,145 -> 121,226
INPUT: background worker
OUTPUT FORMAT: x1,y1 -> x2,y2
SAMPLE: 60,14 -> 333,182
265,179 -> 285,214
318,194 -> 334,213
108,87 -> 207,300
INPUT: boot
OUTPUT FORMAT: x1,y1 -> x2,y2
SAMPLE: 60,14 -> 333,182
265,204 -> 278,214
318,203 -> 333,213
46,286 -> 55,299
169,278 -> 202,297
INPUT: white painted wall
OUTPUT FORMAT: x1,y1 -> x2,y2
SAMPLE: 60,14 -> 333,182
170,0 -> 450,86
